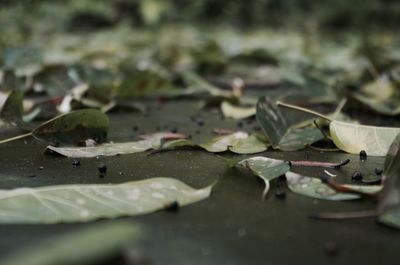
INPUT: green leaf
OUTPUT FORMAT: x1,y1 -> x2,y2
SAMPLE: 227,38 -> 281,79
378,134 -> 400,229
286,172 -> 382,201
238,157 -> 290,198
46,132 -> 186,158
221,101 -> 256,119
330,121 -> 400,156
228,133 -> 269,154
352,93 -> 400,116
32,109 -> 109,145
199,132 -> 268,154
115,69 -> 179,99
0,90 -> 23,126
0,177 -> 212,224
256,97 -> 324,151
0,221 -> 140,265
276,101 -> 400,156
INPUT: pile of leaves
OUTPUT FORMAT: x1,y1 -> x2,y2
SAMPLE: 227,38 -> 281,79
1,17 -> 400,264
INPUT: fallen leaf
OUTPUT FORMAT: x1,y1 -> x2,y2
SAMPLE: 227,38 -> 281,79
378,134 -> 400,229
256,97 -> 324,151
221,101 -> 256,119
277,101 -> 400,156
0,221 -> 140,265
330,121 -> 400,156
238,157 -> 290,198
32,109 -> 109,145
286,171 -> 382,201
47,132 -> 186,158
0,177 -> 212,224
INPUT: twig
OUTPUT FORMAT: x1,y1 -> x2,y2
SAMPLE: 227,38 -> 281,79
290,159 -> 350,169
276,101 -> 332,121
308,145 -> 339,152
0,132 -> 32,145
309,209 -> 378,220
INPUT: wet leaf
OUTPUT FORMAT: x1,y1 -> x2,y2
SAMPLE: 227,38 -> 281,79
238,157 -> 290,198
286,172 -> 382,201
0,221 -> 140,265
330,121 -> 400,156
277,101 -> 400,156
221,101 -> 256,119
32,109 -> 109,145
378,134 -> 400,229
199,132 -> 268,153
46,132 -> 186,158
0,177 -> 212,224
256,97 -> 324,151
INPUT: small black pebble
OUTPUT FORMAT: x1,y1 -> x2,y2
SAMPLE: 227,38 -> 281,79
359,150 -> 367,161
197,120 -> 204,126
351,171 -> 362,180
170,127 -> 178,133
119,171 -> 124,175
98,163 -> 107,174
324,241 -> 338,256
38,166 -> 44,170
28,174 -> 36,178
72,159 -> 81,166
132,125 -> 139,131
98,174 -> 105,178
374,168 -> 383,175
275,189 -> 286,199
165,201 -> 179,212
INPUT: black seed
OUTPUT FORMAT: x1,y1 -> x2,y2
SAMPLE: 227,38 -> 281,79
351,171 -> 362,180
119,171 -> 124,175
28,174 -> 36,178
165,201 -> 179,212
98,163 -> 107,173
38,166 -> 44,170
275,189 -> 286,199
132,125 -> 139,131
98,174 -> 105,178
374,168 -> 383,175
72,159 -> 81,166
324,241 -> 338,256
359,150 -> 367,161
197,120 -> 204,126
187,134 -> 192,139
170,127 -> 178,133
237,121 -> 243,128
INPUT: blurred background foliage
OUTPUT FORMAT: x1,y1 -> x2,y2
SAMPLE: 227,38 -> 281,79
1,0 -> 399,47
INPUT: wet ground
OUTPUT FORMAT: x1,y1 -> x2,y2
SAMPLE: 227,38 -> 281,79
0,98 -> 399,265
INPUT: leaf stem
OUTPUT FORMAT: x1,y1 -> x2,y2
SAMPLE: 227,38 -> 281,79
0,132 -> 32,145
276,101 -> 333,122
290,159 -> 350,169
321,176 -> 379,199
